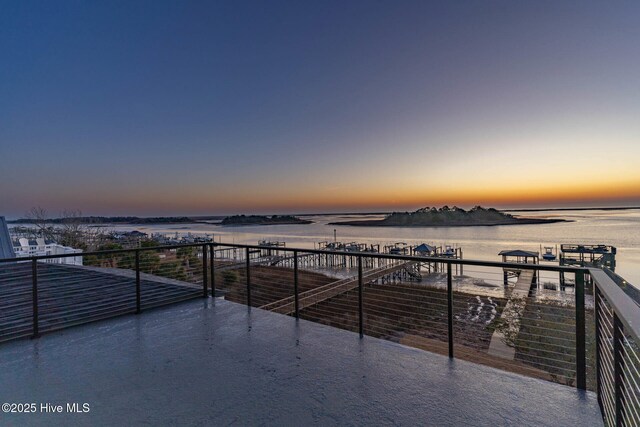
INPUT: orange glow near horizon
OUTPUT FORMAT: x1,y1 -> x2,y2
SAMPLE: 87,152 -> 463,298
6,184 -> 640,219
72,176 -> 640,215
8,164 -> 639,216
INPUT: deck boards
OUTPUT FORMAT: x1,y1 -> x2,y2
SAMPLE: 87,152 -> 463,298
0,262 -> 201,342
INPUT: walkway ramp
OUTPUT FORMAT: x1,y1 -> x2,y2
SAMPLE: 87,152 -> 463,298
215,255 -> 285,272
488,269 -> 535,360
260,261 -> 415,315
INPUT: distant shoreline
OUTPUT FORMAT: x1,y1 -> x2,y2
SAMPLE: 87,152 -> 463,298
295,206 -> 640,216
505,206 -> 640,212
8,216 -> 204,225
7,206 -> 638,223
219,215 -> 312,226
219,219 -> 313,227
329,218 -> 569,227
219,221 -> 312,227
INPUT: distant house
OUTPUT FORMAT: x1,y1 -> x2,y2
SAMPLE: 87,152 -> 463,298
1,215 -> 83,265
12,237 -> 83,266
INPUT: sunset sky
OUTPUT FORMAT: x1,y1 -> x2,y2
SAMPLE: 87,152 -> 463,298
2,1 -> 640,217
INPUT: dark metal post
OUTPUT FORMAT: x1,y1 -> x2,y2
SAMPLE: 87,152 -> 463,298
294,249 -> 299,318
202,244 -> 208,298
575,270 -> 586,390
594,286 -> 603,412
358,256 -> 363,338
135,250 -> 141,314
447,262 -> 453,358
210,244 -> 215,298
31,259 -> 39,338
246,247 -> 251,307
614,313 -> 624,426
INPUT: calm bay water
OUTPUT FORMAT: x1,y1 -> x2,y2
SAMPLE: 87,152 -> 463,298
105,209 -> 640,287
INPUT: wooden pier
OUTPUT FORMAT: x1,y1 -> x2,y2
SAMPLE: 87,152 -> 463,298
213,241 -> 463,281
559,244 -> 617,290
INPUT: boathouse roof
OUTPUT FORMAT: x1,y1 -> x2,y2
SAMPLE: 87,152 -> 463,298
415,243 -> 436,253
498,249 -> 539,257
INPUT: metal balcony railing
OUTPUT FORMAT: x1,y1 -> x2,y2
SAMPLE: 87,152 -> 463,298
0,241 -> 638,426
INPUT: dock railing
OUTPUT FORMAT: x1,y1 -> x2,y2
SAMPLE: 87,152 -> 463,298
1,241 -> 638,426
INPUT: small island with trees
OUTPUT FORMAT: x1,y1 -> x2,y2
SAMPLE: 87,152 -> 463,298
220,214 -> 312,226
329,206 -> 567,227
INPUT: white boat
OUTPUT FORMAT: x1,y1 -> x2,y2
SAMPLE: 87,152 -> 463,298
443,245 -> 455,257
542,246 -> 557,261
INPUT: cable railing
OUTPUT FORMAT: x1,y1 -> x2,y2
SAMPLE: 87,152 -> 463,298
0,243 -> 209,341
0,241 -> 638,425
591,268 -> 640,427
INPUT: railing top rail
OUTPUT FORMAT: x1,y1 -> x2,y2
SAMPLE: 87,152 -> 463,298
0,241 -> 590,273
590,268 -> 640,344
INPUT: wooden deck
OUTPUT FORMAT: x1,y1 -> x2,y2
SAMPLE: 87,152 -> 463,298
0,262 -> 202,342
0,299 -> 602,426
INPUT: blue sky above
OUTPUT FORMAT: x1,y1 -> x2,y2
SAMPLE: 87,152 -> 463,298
1,1 -> 640,217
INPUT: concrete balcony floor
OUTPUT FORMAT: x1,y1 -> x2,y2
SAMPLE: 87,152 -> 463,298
0,299 -> 601,426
